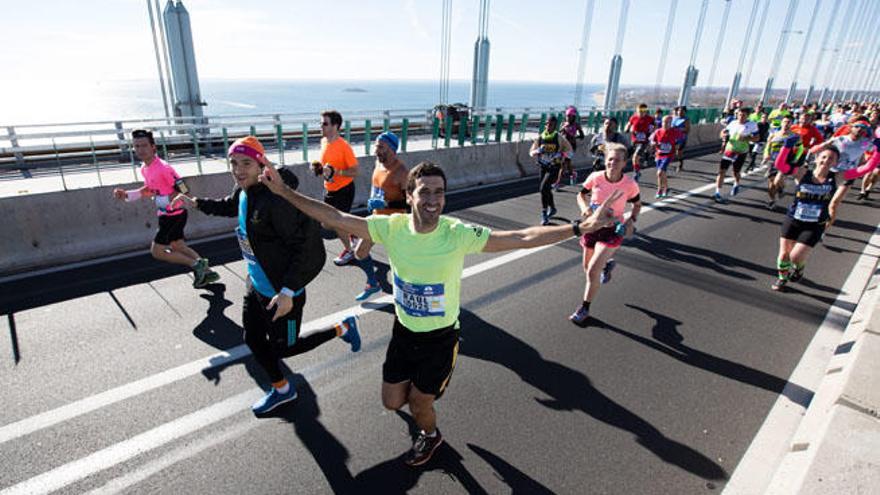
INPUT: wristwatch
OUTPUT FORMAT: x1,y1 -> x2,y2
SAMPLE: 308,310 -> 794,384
571,219 -> 582,237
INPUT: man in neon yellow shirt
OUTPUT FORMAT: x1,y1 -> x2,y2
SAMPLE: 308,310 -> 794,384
258,160 -> 619,466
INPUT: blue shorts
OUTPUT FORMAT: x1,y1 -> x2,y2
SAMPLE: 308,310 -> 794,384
655,156 -> 672,172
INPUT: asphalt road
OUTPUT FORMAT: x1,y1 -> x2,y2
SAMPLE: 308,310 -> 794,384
1,151 -> 878,494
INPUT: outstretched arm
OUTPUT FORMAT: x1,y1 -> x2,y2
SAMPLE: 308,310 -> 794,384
482,190 -> 621,252
258,163 -> 372,241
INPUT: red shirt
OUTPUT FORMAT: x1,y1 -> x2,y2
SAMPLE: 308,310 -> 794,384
791,124 -> 824,149
628,114 -> 654,143
650,128 -> 683,158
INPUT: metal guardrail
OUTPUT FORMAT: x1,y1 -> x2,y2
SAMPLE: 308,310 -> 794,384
1,106 -> 724,186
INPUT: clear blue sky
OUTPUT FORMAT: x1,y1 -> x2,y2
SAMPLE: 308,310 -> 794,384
0,0 -> 871,90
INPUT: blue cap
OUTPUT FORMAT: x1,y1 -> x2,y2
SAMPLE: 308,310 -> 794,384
377,132 -> 399,152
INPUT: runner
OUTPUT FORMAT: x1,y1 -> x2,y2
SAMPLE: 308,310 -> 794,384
747,112 -> 770,172
353,131 -> 409,301
179,136 -> 361,414
811,120 -> 878,194
764,115 -> 804,209
768,102 -> 793,131
649,115 -> 682,199
556,106 -> 585,187
530,115 -> 573,225
859,167 -> 879,201
624,103 -> 655,182
671,106 -> 691,172
653,108 -> 664,130
313,110 -> 360,267
571,142 -> 641,324
589,117 -> 626,173
258,160 -> 619,466
772,147 -> 846,291
112,129 -> 219,288
716,107 -> 759,203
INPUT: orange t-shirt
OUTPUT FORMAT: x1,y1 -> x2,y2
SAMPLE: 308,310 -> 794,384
320,138 -> 358,192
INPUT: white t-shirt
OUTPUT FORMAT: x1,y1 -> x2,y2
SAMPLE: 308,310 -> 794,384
829,135 -> 874,172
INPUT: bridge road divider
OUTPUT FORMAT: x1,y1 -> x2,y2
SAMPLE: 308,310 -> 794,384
0,124 -> 722,277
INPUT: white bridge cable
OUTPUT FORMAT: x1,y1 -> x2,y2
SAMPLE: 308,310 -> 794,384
654,0 -> 679,101
573,0 -> 596,108
805,0 -> 842,95
705,0 -> 732,89
835,0 -> 877,96
829,0 -> 869,98
743,0 -> 771,89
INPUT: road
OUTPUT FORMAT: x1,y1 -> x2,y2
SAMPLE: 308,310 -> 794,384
1,151 -> 877,494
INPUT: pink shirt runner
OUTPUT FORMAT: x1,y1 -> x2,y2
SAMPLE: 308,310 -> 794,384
582,171 -> 640,222
140,156 -> 184,217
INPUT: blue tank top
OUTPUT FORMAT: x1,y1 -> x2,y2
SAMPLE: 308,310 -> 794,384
788,171 -> 836,223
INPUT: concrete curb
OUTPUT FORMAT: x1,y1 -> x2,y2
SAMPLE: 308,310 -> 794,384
766,260 -> 880,494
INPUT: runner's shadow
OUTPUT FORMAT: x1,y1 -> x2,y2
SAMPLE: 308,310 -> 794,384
353,411 -> 488,494
269,373 -> 356,495
626,233 -> 759,281
191,284 -> 243,350
457,310 -> 727,481
593,305 -> 813,408
467,443 -> 555,494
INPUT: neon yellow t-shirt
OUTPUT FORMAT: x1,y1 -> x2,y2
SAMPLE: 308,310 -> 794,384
367,214 -> 491,332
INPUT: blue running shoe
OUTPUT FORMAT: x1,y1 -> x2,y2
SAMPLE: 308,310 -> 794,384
600,259 -> 616,284
340,316 -> 361,352
714,192 -> 727,204
730,184 -> 741,197
569,306 -> 590,325
355,283 -> 381,302
547,206 -> 557,218
252,386 -> 297,415
634,171 -> 641,182
541,211 -> 550,226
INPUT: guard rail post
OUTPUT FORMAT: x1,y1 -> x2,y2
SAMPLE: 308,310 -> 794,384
365,119 -> 372,155
457,117 -> 466,146
431,117 -> 440,149
506,114 -> 515,142
115,121 -> 128,162
302,123 -> 309,162
275,122 -> 285,165
6,127 -> 25,168
383,117 -> 390,133
444,116 -> 452,148
519,113 -> 529,141
222,128 -> 229,169
495,113 -> 503,142
250,125 -> 256,137
401,118 -> 409,152
539,113 -> 547,135
90,136 -> 102,186
344,120 -> 352,143
160,132 -> 169,160
483,115 -> 492,143
471,115 -> 480,145
191,131 -> 202,174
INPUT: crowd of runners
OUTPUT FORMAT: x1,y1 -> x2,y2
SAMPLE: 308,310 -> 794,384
111,94 -> 878,466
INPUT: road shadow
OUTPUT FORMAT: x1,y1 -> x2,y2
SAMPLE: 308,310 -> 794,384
192,283 -> 244,350
457,310 -> 727,481
467,443 -> 555,494
269,373 -> 357,494
594,305 -> 813,408
353,410 -> 488,494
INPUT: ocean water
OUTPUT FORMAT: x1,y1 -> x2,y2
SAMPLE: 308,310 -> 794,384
0,79 -> 600,126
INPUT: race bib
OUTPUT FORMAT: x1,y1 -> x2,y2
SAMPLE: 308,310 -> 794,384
659,142 -> 673,153
394,274 -> 446,317
236,227 -> 258,264
635,132 -> 647,142
793,203 -> 823,222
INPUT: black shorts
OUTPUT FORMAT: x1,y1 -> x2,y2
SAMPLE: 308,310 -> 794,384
324,182 -> 355,213
781,216 -> 825,247
383,318 -> 461,398
719,153 -> 747,173
154,210 -> 187,245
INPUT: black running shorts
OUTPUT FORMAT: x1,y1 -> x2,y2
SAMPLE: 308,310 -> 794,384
719,153 -> 747,173
324,182 -> 355,213
781,216 -> 825,247
154,210 -> 187,245
383,318 -> 460,399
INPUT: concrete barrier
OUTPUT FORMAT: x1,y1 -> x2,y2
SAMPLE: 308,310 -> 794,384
0,124 -> 721,275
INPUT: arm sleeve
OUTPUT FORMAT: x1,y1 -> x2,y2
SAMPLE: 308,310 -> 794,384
366,215 -> 391,245
195,186 -> 241,217
454,221 -> 491,255
271,197 -> 320,292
